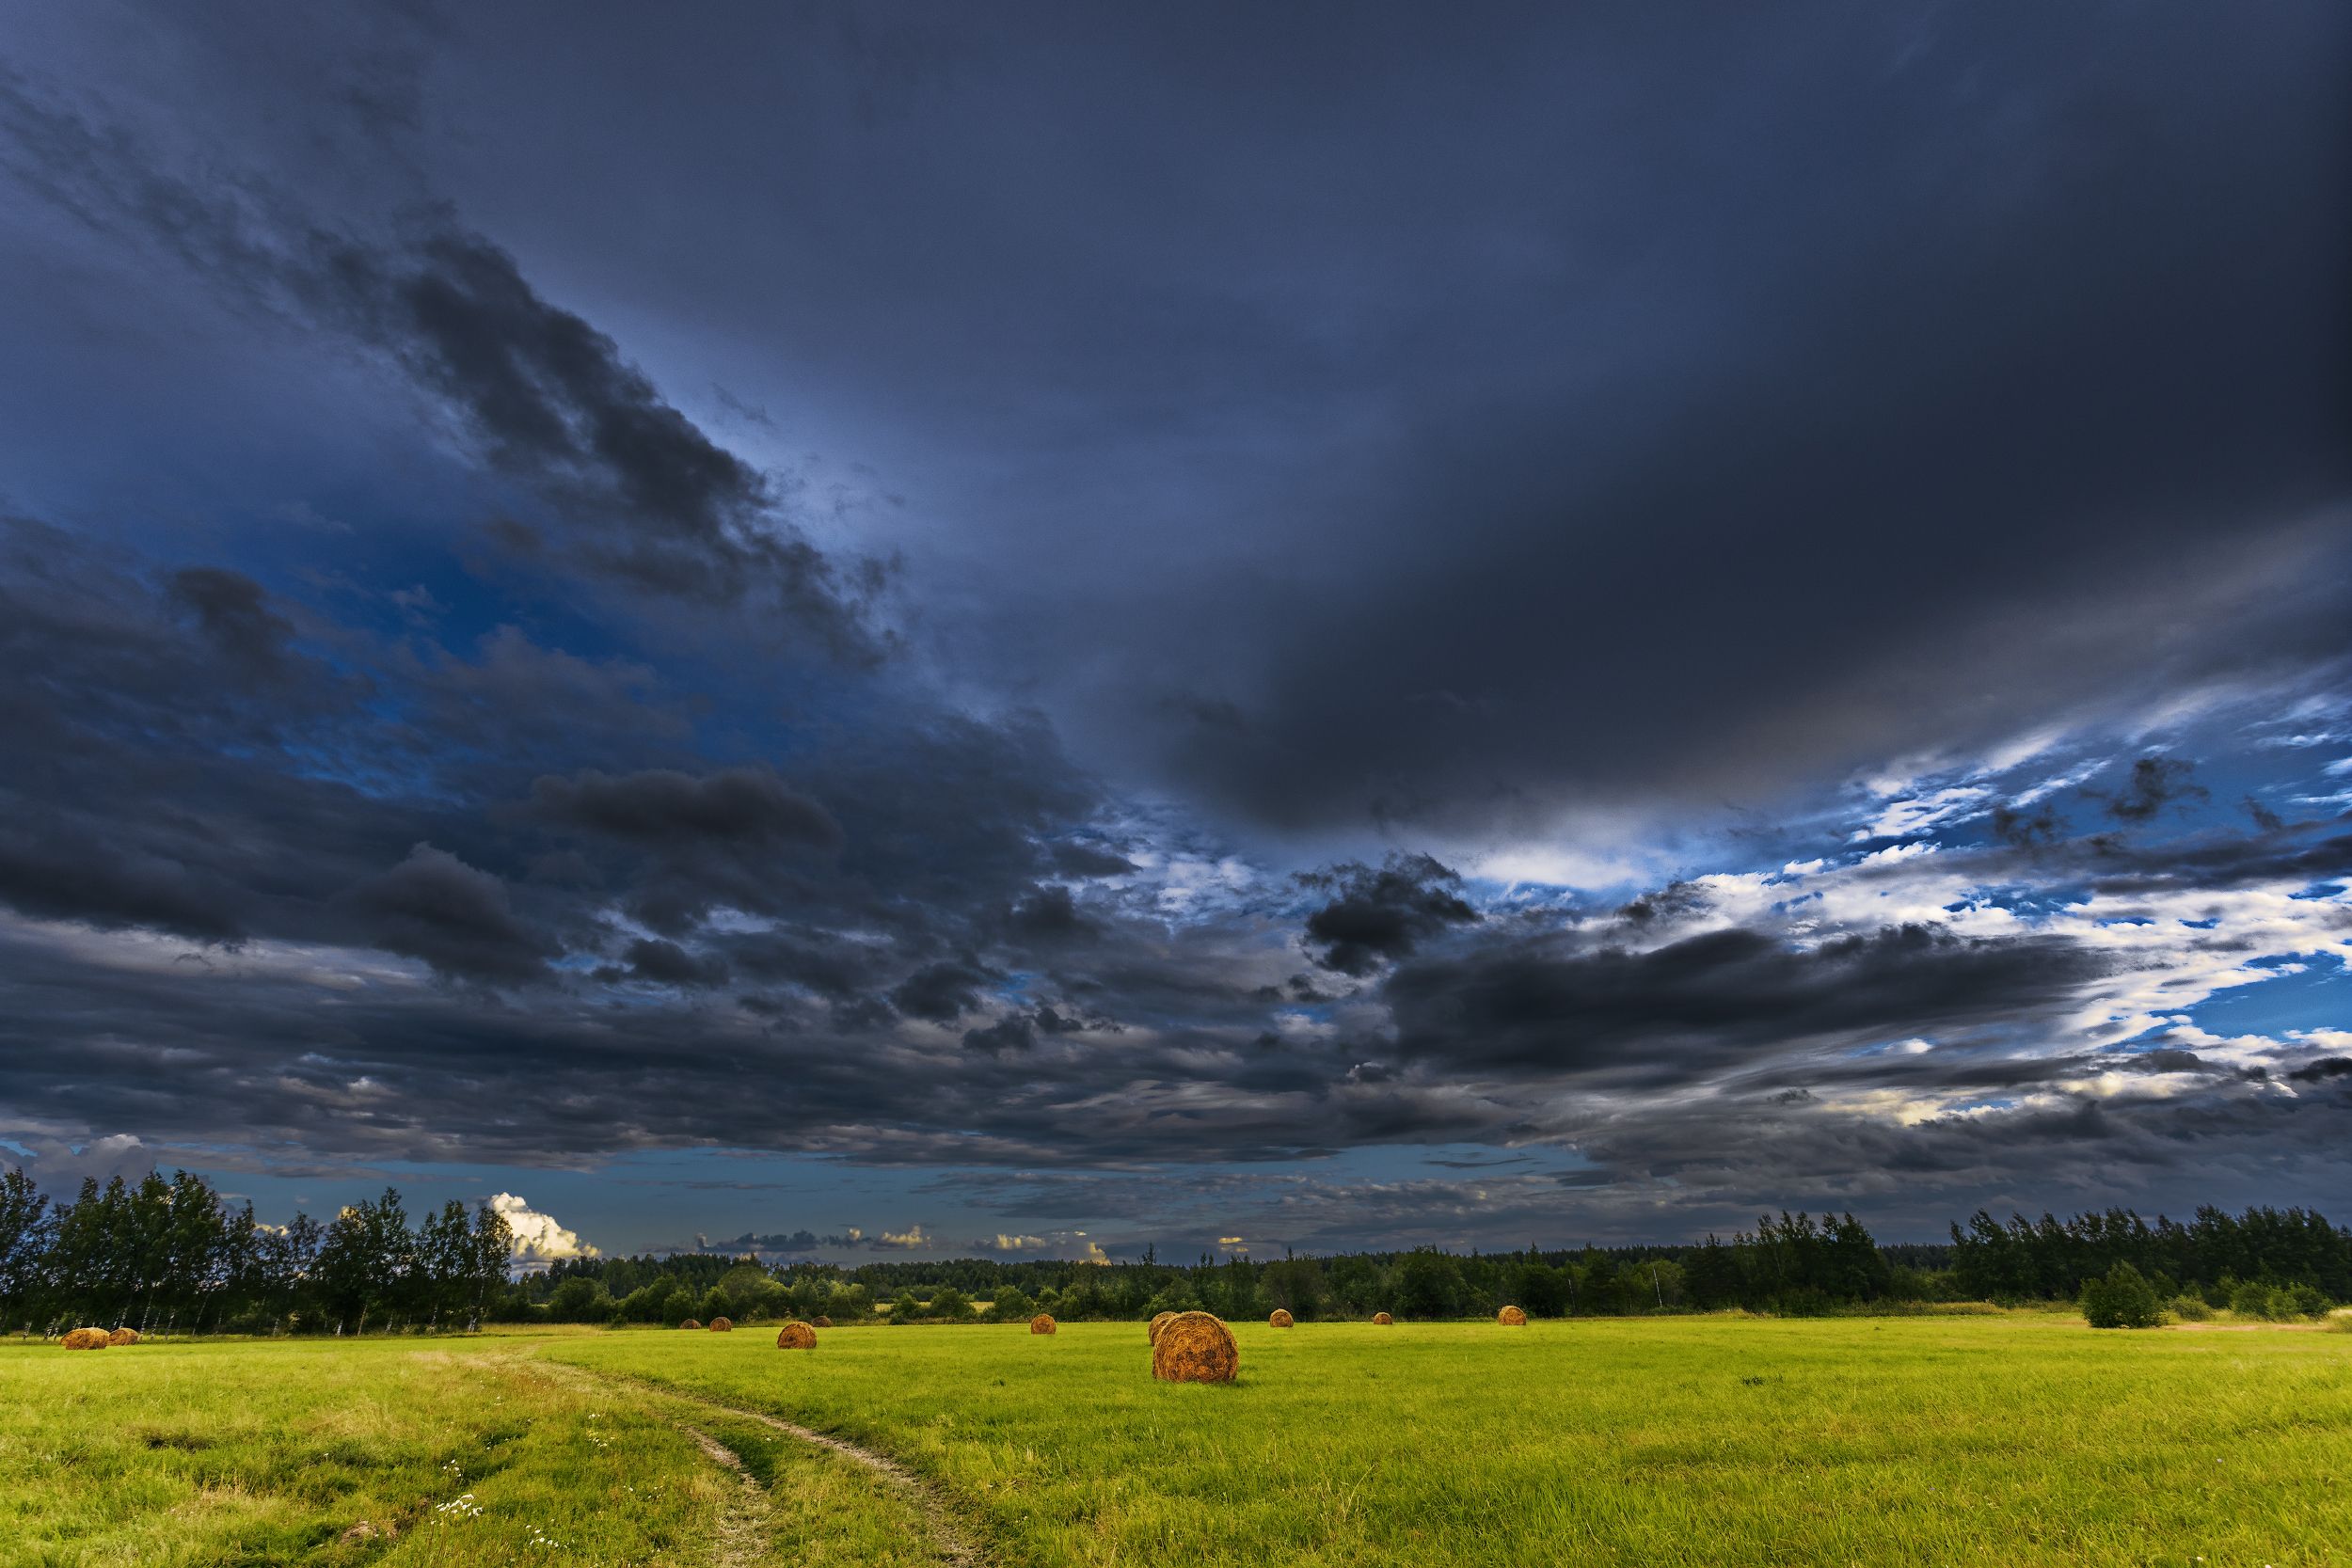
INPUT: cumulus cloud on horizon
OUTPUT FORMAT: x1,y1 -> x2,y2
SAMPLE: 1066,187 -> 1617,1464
491,1193 -> 598,1272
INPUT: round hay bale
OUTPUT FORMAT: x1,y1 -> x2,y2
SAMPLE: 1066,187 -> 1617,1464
107,1326 -> 140,1346
680,1318 -> 703,1330
1268,1308 -> 1294,1328
60,1327 -> 110,1350
1029,1313 -> 1057,1335
1373,1311 -> 1393,1325
1149,1310 -> 1176,1344
812,1315 -> 833,1329
1497,1305 -> 1529,1326
774,1321 -> 818,1350
707,1316 -> 733,1332
1151,1311 -> 1238,1384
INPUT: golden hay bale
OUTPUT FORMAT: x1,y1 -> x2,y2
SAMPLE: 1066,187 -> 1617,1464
680,1318 -> 703,1330
1497,1305 -> 1528,1326
1151,1311 -> 1238,1384
107,1327 -> 140,1346
1029,1313 -> 1057,1335
60,1327 -> 111,1350
1373,1312 -> 1393,1325
1149,1310 -> 1176,1344
813,1315 -> 833,1329
707,1316 -> 734,1332
774,1321 -> 818,1350
1268,1308 -> 1294,1328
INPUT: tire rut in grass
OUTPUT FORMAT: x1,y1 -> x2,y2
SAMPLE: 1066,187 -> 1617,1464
536,1359 -> 985,1568
681,1424 -> 774,1568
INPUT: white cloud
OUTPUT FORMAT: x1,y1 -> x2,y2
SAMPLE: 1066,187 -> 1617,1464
1851,785 -> 1991,841
876,1224 -> 931,1249
490,1193 -> 598,1271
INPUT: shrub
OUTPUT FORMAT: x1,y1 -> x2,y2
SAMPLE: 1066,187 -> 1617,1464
1029,1313 -> 1057,1335
1497,1305 -> 1528,1326
1151,1311 -> 1238,1384
1373,1311 -> 1393,1325
2168,1294 -> 2211,1323
774,1321 -> 817,1350
2082,1263 -> 2164,1329
2228,1280 -> 2282,1321
2285,1283 -> 2331,1319
1268,1308 -> 1294,1328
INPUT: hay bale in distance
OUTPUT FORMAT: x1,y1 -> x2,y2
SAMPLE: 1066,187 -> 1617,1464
60,1327 -> 110,1350
775,1321 -> 818,1350
680,1318 -> 703,1331
1149,1310 -> 1176,1344
1373,1312 -> 1393,1325
1152,1311 -> 1238,1384
1497,1305 -> 1529,1326
1030,1313 -> 1057,1335
707,1316 -> 734,1332
813,1315 -> 833,1329
1268,1308 -> 1294,1328
107,1326 -> 140,1346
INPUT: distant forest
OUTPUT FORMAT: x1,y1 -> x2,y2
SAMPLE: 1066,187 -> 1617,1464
3,1164 -> 2346,1336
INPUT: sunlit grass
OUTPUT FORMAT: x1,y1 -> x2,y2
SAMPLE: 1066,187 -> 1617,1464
6,1316 -> 2348,1566
549,1314 -> 2352,1567
0,1338 -> 723,1567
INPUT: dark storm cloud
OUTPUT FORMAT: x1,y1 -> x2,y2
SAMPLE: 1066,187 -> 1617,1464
528,768 -> 843,854
340,844 -> 554,984
1384,923 -> 2115,1079
320,231 -> 894,656
2093,756 -> 2210,825
0,78 -> 891,660
2,4 -> 2349,1243
1299,854 -> 1479,975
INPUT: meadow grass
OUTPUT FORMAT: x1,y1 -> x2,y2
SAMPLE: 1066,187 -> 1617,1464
0,1334 -> 935,1567
4,1316 -> 2347,1565
548,1314 -> 2352,1567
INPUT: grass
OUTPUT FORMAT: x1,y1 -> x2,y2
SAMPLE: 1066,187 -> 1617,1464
548,1315 -> 2352,1567
0,1334 -> 932,1566
4,1315 -> 2349,1565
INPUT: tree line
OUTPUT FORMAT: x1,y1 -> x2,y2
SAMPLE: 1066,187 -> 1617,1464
7,1162 -> 2345,1337
1947,1204 -> 2352,1315
0,1167 -> 510,1336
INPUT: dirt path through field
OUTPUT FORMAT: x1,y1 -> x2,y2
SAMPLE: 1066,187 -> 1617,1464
529,1356 -> 985,1568
680,1422 -> 779,1568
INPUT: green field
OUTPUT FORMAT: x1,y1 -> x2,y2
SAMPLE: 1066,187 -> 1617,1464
5,1315 -> 2349,1566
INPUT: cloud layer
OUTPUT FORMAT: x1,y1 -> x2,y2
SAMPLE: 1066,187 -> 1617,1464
0,2 -> 2346,1250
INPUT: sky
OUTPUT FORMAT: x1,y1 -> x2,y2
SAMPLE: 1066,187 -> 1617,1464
1,1 -> 2347,1265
